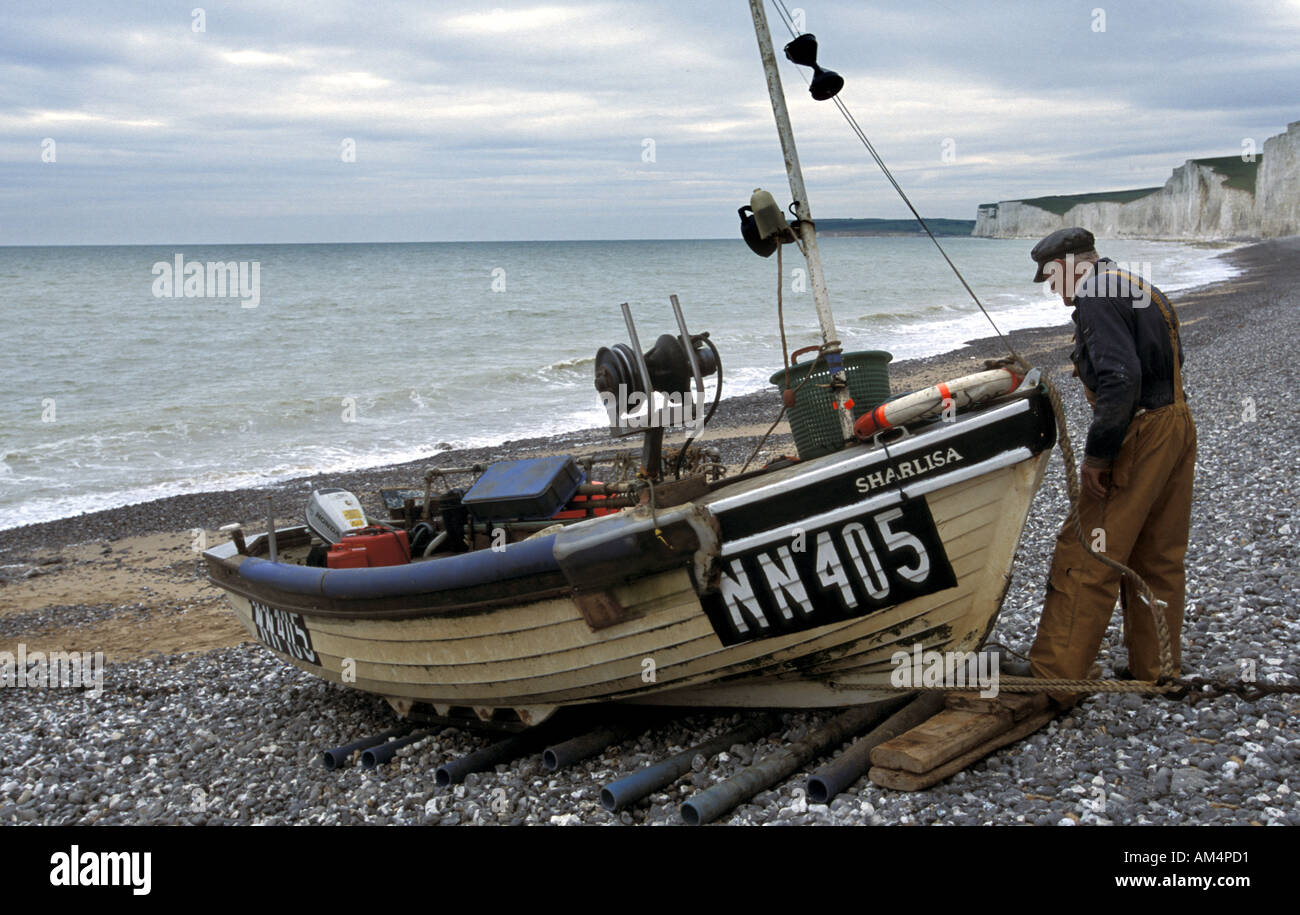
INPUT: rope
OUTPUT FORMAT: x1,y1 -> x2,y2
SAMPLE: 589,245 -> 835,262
739,406 -> 787,475
770,0 -> 1021,363
739,345 -> 836,474
739,246 -> 827,474
901,675 -> 1300,700
1172,677 -> 1300,705
633,475 -> 674,551
1007,357 -> 1177,691
759,0 -> 1292,705
738,296 -> 837,475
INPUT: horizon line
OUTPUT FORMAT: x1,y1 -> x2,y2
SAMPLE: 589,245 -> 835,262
0,232 -> 981,249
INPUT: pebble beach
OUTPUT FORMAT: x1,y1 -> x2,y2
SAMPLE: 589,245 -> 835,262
2,238 -> 1297,827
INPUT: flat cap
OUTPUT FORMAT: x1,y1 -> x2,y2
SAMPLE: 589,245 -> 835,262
1030,226 -> 1095,282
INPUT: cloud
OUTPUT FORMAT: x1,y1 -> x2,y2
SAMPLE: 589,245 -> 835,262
2,0 -> 1297,243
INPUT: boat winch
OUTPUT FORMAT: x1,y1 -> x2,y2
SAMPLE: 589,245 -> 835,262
592,297 -> 724,481
594,333 -> 717,408
594,330 -> 718,431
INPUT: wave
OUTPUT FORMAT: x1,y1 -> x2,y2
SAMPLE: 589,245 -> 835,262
0,238 -> 1242,529
543,354 -> 596,372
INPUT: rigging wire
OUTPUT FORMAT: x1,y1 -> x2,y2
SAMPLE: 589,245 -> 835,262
769,0 -> 1022,364
671,336 -> 724,478
741,243 -> 834,475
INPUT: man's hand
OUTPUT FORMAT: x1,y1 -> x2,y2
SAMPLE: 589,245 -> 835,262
1081,457 -> 1111,500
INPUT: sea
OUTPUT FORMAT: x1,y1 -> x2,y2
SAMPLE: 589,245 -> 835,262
0,236 -> 1240,531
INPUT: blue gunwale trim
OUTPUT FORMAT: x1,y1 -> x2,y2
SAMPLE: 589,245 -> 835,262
236,534 -> 562,600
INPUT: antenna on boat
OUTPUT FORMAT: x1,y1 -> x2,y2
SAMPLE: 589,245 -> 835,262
266,495 -> 278,563
747,0 -> 854,441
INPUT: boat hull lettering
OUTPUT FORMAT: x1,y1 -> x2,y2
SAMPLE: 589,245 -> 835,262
250,599 -> 320,665
702,498 -> 956,646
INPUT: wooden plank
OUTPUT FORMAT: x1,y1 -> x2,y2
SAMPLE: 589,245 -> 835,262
869,708 -> 1014,774
311,568 -> 696,640
868,709 -> 1057,791
944,691 -> 1049,721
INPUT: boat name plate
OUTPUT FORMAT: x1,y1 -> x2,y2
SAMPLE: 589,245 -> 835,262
250,599 -> 320,665
701,498 -> 956,646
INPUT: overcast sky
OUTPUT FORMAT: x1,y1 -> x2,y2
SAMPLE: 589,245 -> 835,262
4,0 -> 1298,245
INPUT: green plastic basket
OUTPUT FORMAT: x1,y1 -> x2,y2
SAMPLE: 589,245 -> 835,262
769,350 -> 893,460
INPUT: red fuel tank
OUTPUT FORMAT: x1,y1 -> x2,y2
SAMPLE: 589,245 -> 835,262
326,528 -> 411,569
551,484 -> 619,520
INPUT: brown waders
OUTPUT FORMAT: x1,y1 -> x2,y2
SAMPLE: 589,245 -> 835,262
1028,291 -> 1196,705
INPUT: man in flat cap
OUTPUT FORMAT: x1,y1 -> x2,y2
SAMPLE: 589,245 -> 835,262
1026,227 -> 1196,704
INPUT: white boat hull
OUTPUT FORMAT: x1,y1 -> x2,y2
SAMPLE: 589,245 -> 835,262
211,391 -> 1054,723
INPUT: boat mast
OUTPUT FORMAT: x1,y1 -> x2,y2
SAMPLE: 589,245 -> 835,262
747,0 -> 853,438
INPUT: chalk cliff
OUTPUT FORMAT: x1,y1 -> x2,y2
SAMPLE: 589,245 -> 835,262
1256,121 -> 1300,237
974,120 -> 1299,240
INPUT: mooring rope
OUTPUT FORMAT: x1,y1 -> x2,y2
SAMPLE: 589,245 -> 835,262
760,0 -> 1300,703
1007,355 -> 1178,694
740,244 -> 834,474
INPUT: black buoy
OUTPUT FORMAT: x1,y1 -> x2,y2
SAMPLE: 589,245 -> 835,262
783,33 -> 843,101
739,205 -> 778,258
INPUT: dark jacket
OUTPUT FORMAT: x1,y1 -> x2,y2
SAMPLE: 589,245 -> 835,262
1069,258 -> 1184,462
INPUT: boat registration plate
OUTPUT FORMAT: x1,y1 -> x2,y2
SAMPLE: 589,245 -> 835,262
250,600 -> 320,665
702,499 -> 956,646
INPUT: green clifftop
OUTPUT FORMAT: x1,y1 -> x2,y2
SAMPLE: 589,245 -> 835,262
817,217 -> 974,236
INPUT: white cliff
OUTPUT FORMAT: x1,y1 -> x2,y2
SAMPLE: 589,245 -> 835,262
1256,121 -> 1300,237
974,120 -> 1299,240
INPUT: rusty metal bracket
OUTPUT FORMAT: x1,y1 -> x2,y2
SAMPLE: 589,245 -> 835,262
573,590 -> 629,630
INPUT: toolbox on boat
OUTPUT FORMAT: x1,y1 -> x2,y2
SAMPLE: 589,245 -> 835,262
326,528 -> 411,569
462,456 -> 584,522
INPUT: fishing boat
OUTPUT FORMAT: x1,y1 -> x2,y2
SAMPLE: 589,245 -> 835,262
203,1 -> 1057,726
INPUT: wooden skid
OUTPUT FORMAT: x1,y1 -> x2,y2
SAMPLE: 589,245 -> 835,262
944,691 -> 1049,720
869,708 -> 1013,773
867,693 -> 1057,791
869,710 -> 1056,791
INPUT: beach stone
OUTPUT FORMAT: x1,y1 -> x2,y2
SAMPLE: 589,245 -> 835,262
1172,768 -> 1212,793
2,247 -> 1299,828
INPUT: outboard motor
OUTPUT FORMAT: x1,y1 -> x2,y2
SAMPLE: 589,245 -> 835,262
305,488 -> 368,544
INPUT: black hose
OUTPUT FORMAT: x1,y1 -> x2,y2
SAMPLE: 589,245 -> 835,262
673,336 -> 723,479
